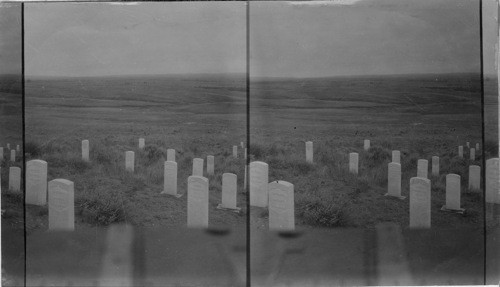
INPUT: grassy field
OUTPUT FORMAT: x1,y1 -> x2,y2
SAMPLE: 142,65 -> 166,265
1,73 -> 498,232
249,73 -> 497,230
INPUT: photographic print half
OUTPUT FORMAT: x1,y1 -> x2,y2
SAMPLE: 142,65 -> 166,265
23,2 -> 247,286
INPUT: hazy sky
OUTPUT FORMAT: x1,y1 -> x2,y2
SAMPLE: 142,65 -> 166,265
21,0 -> 499,78
26,2 -> 246,77
251,0 -> 491,77
0,3 -> 22,75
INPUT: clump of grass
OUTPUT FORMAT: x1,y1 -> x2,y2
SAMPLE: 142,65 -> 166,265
249,143 -> 265,160
483,139 -> 499,158
363,146 -> 390,168
143,144 -> 166,163
296,193 -> 346,227
24,141 -> 42,158
77,190 -> 126,226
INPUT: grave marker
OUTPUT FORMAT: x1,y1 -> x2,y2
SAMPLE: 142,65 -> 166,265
167,149 -> 175,162
233,146 -> 238,158
409,177 -> 431,229
417,159 -> 428,178
82,140 -> 89,162
16,145 -> 20,152
217,173 -> 240,212
8,167 -> 21,192
125,151 -> 134,172
466,142 -> 470,148
161,161 -> 180,197
250,161 -> 269,207
268,181 -> 295,231
475,143 -> 480,151
364,139 -> 370,151
441,174 -> 464,212
10,149 -> 15,162
139,138 -> 145,149
486,158 -> 500,203
458,146 -> 463,158
187,176 -> 209,228
468,165 -> 480,191
26,160 -> 48,205
244,148 -> 247,160
431,156 -> 439,176
48,179 -> 75,230
7,143 -> 10,149
192,158 -> 204,176
305,141 -> 313,163
470,148 -> 475,160
349,152 -> 359,174
385,162 -> 404,199
207,155 -> 214,176
241,142 -> 244,148
0,147 -> 3,160
392,150 -> 400,164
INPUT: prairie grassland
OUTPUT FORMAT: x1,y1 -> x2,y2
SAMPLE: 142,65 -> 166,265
21,74 -> 247,232
250,73 -> 496,230
4,73 -> 498,231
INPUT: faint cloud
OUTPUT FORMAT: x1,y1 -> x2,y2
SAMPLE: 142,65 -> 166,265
288,0 -> 364,7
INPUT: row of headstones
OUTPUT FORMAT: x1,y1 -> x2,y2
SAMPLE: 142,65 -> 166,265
21,158 -> 243,229
306,140 -> 481,164
247,161 -> 295,231
458,143 -> 480,160
0,147 -> 19,162
81,139 -> 247,168
349,151 -> 483,186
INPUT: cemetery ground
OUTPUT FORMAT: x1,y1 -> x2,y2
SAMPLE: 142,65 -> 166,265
0,73 -> 499,284
5,73 -> 495,232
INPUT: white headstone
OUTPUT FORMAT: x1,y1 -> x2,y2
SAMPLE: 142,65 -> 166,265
364,139 -> 370,151
470,148 -> 475,160
466,142 -> 470,148
417,159 -> 428,179
16,145 -> 20,152
125,151 -> 135,172
386,162 -> 403,199
82,140 -> 89,162
8,167 -> 21,192
218,173 -> 239,210
192,158 -> 204,176
10,149 -> 15,162
48,179 -> 75,230
268,180 -> 295,231
167,149 -> 176,162
409,177 -> 431,229
468,165 -> 481,191
444,174 -> 462,211
392,150 -> 400,164
240,142 -> 244,148
161,161 -> 178,196
187,176 -> 209,228
250,161 -> 269,207
233,146 -> 238,158
458,146 -> 463,158
305,141 -> 313,163
7,143 -> 10,149
486,158 -> 500,203
207,155 -> 215,176
475,143 -> 480,151
139,138 -> 145,149
431,156 -> 439,176
26,160 -> 48,205
349,152 -> 359,174
0,147 -> 3,160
